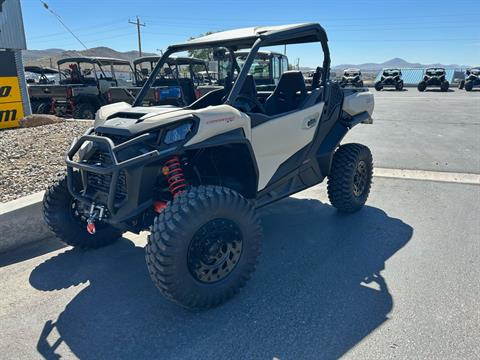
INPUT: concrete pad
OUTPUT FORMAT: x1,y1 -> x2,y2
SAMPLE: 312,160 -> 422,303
0,178 -> 478,359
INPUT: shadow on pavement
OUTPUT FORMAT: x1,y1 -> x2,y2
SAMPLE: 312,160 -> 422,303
0,238 -> 66,268
30,197 -> 413,360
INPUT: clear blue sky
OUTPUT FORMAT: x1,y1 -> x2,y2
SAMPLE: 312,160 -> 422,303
21,0 -> 479,67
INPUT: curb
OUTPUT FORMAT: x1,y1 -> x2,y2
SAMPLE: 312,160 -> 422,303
0,191 -> 53,254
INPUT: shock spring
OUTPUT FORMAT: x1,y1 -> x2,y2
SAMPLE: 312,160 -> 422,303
165,156 -> 187,197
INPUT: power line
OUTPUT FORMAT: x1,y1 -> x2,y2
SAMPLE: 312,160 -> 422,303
39,0 -> 88,50
128,16 -> 146,57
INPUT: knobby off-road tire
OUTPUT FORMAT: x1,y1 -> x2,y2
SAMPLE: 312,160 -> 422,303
440,81 -> 449,92
464,80 -> 474,91
73,102 -> 97,119
396,81 -> 404,91
417,81 -> 427,92
43,172 -> 122,248
327,143 -> 373,213
146,185 -> 262,310
374,82 -> 383,91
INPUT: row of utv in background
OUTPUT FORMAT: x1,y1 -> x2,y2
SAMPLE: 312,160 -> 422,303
25,51 -> 288,120
343,67 -> 480,92
26,56 -> 480,120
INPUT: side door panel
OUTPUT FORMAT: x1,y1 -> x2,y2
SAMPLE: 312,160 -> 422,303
251,102 -> 325,190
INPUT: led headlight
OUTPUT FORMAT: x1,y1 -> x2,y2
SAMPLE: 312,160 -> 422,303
164,122 -> 193,145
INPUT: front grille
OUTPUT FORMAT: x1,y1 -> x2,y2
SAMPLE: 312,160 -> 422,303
85,149 -> 127,203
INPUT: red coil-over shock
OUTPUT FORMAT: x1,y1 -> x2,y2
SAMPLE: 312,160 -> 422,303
164,155 -> 188,197
153,156 -> 188,213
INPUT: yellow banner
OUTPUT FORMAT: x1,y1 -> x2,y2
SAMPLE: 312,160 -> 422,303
0,77 -> 22,104
0,102 -> 24,129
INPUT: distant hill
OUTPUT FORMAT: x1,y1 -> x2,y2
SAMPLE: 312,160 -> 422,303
22,46 -> 157,67
333,58 -> 470,71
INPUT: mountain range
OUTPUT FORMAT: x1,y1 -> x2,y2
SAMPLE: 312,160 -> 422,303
23,47 -> 469,70
22,47 -> 156,68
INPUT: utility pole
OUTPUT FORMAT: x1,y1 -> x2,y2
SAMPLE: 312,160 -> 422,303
129,16 -> 145,57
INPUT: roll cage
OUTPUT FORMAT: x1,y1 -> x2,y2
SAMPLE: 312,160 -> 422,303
425,68 -> 446,76
133,56 -> 211,86
383,68 -> 401,76
57,57 -> 133,85
134,23 -> 330,107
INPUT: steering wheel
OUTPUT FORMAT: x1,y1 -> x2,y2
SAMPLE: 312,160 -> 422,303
235,94 -> 265,113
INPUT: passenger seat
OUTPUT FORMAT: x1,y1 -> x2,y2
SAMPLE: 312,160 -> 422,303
264,71 -> 307,116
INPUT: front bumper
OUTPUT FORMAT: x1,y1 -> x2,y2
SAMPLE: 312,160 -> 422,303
66,128 -> 170,223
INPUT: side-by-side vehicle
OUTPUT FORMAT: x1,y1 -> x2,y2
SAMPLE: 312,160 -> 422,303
43,23 -> 375,310
28,57 -> 132,119
107,56 -> 212,106
417,67 -> 449,92
339,68 -> 364,88
375,68 -> 404,91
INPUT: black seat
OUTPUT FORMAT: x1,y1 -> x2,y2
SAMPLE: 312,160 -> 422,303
264,71 -> 307,116
235,75 -> 265,113
239,74 -> 257,99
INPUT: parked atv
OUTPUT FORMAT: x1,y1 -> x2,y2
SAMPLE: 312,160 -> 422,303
43,23 -> 375,310
375,68 -> 404,91
28,57 -> 133,119
417,67 -> 449,92
339,68 -> 364,88
107,56 -> 212,106
459,67 -> 480,91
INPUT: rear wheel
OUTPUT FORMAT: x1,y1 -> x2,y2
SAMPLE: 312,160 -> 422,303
458,80 -> 465,89
440,81 -> 449,92
327,143 -> 373,213
43,172 -> 122,248
417,81 -> 426,92
465,80 -> 473,91
73,102 -> 97,119
146,185 -> 262,310
374,81 -> 383,91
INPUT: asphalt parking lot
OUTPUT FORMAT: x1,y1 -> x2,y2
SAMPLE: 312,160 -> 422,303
1,89 -> 479,360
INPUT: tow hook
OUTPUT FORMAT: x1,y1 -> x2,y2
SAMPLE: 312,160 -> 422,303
86,203 -> 105,235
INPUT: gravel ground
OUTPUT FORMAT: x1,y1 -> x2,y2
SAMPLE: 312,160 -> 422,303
0,121 -> 93,203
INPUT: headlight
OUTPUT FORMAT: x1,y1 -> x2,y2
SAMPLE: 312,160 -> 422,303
164,122 -> 193,145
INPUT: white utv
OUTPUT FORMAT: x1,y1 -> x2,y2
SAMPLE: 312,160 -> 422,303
43,23 -> 375,310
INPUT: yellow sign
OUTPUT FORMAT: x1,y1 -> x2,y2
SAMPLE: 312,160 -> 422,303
0,76 -> 24,129
0,76 -> 22,103
0,102 -> 23,129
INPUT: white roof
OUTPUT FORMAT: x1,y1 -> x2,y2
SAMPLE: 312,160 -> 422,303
184,24 -> 310,45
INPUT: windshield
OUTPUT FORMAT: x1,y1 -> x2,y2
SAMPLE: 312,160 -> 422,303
236,55 -> 271,80
383,70 -> 399,76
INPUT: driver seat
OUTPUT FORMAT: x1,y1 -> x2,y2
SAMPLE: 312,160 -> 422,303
264,71 -> 307,116
235,74 -> 261,112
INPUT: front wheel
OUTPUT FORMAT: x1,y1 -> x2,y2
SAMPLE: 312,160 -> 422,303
146,186 -> 262,310
440,81 -> 449,92
374,81 -> 383,91
73,102 -> 97,119
417,81 -> 427,92
464,80 -> 473,91
458,80 -> 465,89
43,172 -> 123,248
396,81 -> 404,91
327,143 -> 373,213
